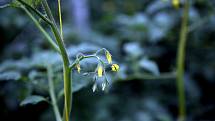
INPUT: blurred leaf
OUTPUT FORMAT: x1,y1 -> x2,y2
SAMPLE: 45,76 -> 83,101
0,71 -> 21,81
73,73 -> 92,92
20,95 -> 47,106
146,0 -> 169,14
30,51 -> 61,67
57,73 -> 92,99
67,43 -> 100,57
0,59 -> 30,72
124,42 -> 143,57
0,0 -> 11,8
139,58 -> 160,76
116,14 -> 148,27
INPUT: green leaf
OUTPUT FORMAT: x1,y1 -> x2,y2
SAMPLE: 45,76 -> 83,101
30,51 -> 61,67
0,71 -> 21,81
57,74 -> 92,99
20,95 -> 47,106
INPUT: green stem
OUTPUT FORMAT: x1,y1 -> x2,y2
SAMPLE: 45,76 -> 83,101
17,0 -> 52,25
118,72 -> 176,82
42,1 -> 72,121
69,54 -> 98,69
176,0 -> 189,120
57,0 -> 63,37
47,65 -> 62,121
22,6 -> 60,52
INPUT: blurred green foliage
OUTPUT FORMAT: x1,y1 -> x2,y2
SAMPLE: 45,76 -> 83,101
0,0 -> 215,121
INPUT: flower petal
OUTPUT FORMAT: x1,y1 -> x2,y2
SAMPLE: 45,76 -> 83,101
97,65 -> 103,77
105,51 -> 112,64
111,64 -> 119,72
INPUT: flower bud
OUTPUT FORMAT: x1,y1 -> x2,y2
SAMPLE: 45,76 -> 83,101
76,63 -> 81,73
97,65 -> 103,77
111,64 -> 119,72
105,51 -> 112,64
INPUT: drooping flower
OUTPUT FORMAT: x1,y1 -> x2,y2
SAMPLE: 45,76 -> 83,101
76,63 -> 81,73
97,65 -> 103,77
105,51 -> 112,64
111,64 -> 119,72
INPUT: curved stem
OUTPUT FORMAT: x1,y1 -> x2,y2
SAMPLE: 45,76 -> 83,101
176,0 -> 189,120
69,54 -> 102,70
47,65 -> 62,121
22,6 -> 60,52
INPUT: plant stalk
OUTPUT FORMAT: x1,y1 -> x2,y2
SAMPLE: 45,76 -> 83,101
57,0 -> 63,37
47,65 -> 62,121
42,1 -> 72,121
176,0 -> 189,120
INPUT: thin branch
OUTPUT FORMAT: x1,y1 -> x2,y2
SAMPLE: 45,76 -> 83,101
41,0 -> 58,28
176,0 -> 189,120
58,0 -> 63,37
47,65 -> 62,121
69,54 -> 98,69
22,6 -> 60,52
17,0 -> 52,25
117,72 -> 176,82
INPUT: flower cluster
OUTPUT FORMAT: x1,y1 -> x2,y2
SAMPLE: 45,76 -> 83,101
72,48 -> 119,92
